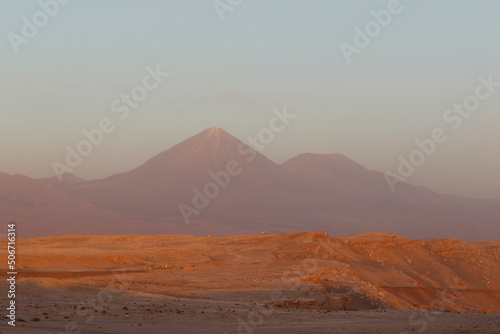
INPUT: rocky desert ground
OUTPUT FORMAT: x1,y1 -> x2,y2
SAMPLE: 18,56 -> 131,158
1,232 -> 499,333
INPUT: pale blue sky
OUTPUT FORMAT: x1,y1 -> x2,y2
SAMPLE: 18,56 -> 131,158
0,0 -> 499,198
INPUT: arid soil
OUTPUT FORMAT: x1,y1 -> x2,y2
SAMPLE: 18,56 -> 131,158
1,232 -> 499,333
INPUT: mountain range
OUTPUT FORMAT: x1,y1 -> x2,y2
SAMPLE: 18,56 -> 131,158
3,128 -> 499,239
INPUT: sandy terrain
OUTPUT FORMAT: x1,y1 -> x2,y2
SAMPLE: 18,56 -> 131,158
1,232 -> 499,333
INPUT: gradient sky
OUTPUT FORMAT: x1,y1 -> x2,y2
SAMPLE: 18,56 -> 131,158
0,0 -> 499,198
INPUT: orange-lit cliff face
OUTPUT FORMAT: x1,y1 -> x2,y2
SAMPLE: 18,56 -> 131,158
4,232 -> 500,313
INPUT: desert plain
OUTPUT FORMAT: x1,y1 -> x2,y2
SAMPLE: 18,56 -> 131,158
1,232 -> 499,333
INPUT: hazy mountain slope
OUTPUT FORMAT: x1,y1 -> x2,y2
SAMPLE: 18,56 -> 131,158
38,173 -> 86,190
7,129 -> 499,240
0,172 -> 166,237
68,128 -> 339,225
282,153 -> 500,240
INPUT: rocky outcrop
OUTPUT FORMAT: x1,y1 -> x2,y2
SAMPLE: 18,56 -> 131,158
268,294 -> 353,310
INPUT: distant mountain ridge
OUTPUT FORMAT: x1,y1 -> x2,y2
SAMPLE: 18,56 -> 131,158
38,173 -> 86,190
67,128 -> 337,226
3,128 -> 500,239
0,171 -> 163,237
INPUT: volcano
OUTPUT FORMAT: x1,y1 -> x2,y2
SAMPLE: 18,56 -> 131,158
68,128 -> 338,233
282,153 -> 438,199
61,128 -> 500,240
2,128 -> 495,239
